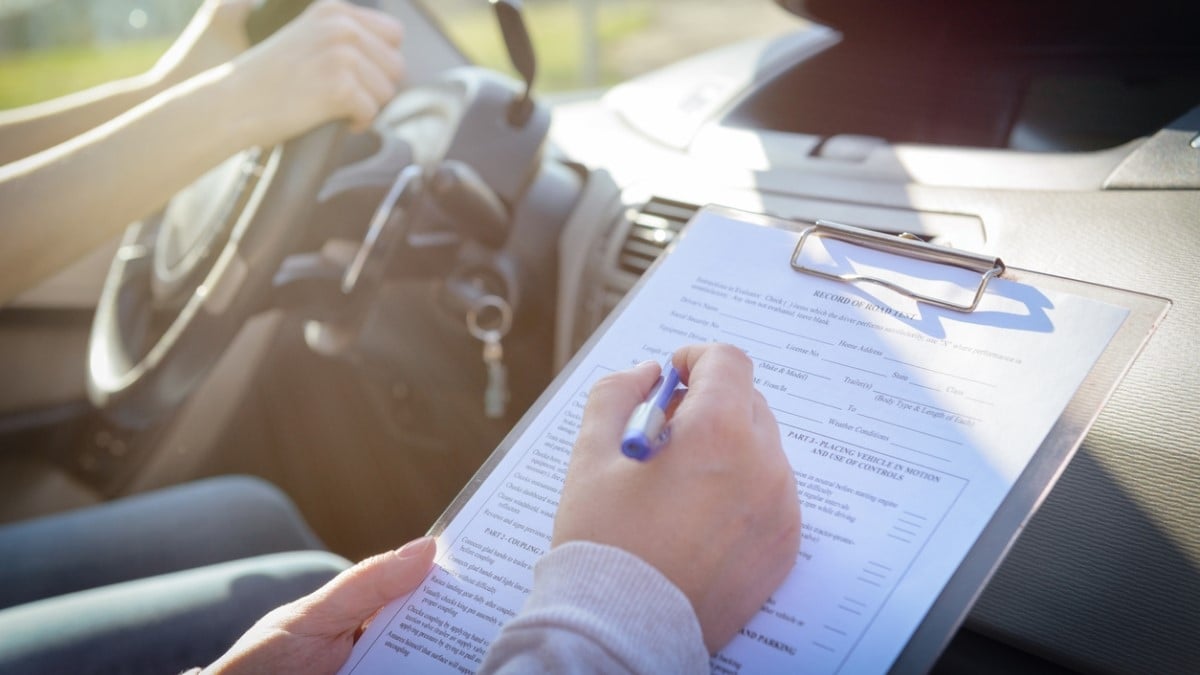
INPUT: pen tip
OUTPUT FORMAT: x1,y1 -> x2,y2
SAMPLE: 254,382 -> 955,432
622,439 -> 650,460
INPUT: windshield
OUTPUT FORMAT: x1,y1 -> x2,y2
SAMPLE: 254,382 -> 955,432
0,1 -> 799,111
422,0 -> 800,93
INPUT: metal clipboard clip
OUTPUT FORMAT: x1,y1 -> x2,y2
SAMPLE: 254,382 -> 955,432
790,220 -> 1007,313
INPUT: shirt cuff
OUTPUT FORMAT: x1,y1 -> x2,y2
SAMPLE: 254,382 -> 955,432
517,540 -> 709,673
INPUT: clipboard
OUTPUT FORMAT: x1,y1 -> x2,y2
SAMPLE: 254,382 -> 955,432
346,205 -> 1169,675
773,211 -> 1172,672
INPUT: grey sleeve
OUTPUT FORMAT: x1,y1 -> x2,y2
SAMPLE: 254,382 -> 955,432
478,541 -> 709,674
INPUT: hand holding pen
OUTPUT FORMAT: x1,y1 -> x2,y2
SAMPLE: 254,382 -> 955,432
621,362 -> 683,460
553,343 -> 801,653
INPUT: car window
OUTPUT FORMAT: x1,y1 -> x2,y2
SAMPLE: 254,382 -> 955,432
422,0 -> 800,93
0,0 -> 201,109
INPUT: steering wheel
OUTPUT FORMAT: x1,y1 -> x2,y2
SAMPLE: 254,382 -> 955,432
89,64 -> 550,428
87,124 -> 343,428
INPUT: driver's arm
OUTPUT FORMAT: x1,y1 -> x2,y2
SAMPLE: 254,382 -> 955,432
0,0 -> 404,306
0,0 -> 256,167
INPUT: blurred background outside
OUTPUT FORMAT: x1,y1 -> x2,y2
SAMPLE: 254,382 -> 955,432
0,0 -> 798,110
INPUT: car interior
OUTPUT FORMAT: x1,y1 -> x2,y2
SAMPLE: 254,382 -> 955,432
1,0 -> 1196,672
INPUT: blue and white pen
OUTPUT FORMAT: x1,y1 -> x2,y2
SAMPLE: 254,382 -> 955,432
621,363 -> 683,460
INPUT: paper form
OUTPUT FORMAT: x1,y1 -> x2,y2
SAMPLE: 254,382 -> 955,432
339,209 -> 1128,674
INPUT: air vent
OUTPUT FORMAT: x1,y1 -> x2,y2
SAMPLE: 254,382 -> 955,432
570,197 -> 702,356
616,198 -> 698,275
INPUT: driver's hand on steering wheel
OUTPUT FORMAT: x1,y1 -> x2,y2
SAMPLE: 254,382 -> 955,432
155,1 -> 406,143
221,0 -> 406,146
0,1 -> 405,307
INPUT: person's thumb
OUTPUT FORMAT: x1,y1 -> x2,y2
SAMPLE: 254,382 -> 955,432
304,537 -> 437,630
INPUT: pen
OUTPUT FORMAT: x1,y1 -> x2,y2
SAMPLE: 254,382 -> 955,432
621,363 -> 682,460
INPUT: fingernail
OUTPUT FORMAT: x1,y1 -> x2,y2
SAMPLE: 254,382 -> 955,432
396,536 -> 435,558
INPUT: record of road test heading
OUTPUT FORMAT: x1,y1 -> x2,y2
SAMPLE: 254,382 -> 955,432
339,205 -> 1168,674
